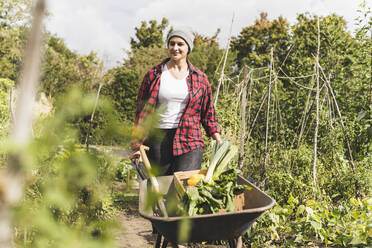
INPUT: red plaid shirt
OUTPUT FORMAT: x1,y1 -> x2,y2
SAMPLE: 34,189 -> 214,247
131,58 -> 220,156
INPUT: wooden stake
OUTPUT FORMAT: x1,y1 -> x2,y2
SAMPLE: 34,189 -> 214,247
326,86 -> 334,129
312,16 -> 320,185
85,82 -> 103,150
9,87 -> 15,125
263,48 -> 274,171
214,13 -> 234,108
318,62 -> 356,171
238,66 -> 248,169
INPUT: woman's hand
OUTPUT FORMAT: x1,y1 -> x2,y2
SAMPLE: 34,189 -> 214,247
130,150 -> 142,163
212,132 -> 222,143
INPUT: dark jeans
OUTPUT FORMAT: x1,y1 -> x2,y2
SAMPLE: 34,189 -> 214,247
144,128 -> 204,176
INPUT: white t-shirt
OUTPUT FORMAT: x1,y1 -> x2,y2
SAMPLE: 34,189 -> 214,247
158,65 -> 190,128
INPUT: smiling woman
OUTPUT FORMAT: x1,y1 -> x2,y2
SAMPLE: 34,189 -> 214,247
130,27 -> 221,176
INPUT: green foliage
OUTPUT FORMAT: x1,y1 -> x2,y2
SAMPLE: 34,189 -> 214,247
231,13 -> 290,69
41,36 -> 103,98
7,88 -> 125,247
130,17 -> 169,49
115,158 -> 134,182
0,0 -> 30,25
0,24 -> 25,80
0,77 -> 13,141
189,30 -> 236,88
244,195 -> 372,247
220,8 -> 372,247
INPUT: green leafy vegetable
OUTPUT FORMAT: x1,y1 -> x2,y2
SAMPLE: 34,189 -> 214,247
177,169 -> 251,216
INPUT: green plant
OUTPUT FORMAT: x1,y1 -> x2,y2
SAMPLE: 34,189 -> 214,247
245,195 -> 372,247
1,88 -> 126,248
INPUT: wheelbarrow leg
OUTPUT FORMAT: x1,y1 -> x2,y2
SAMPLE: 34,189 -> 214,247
161,239 -> 169,248
155,234 -> 162,248
228,239 -> 236,248
154,234 -> 171,248
228,236 -> 243,248
236,236 -> 243,248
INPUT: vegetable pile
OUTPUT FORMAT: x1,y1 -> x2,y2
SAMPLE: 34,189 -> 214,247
177,141 -> 251,216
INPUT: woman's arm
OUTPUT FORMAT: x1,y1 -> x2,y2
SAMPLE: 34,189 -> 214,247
200,73 -> 221,136
130,71 -> 152,158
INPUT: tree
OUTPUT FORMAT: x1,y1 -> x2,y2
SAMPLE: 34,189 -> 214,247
130,17 -> 169,49
0,24 -> 25,80
231,13 -> 290,69
189,30 -> 236,90
0,0 -> 30,25
41,35 -> 103,98
282,13 -> 368,147
103,46 -> 168,122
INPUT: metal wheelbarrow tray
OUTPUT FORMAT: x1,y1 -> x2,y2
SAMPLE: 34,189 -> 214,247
139,174 -> 275,245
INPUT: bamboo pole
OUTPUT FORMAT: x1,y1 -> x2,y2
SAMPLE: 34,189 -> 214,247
263,48 -> 274,171
85,62 -> 105,150
214,13 -> 234,108
245,90 -> 268,143
9,87 -> 15,125
246,75 -> 253,128
317,62 -> 356,171
312,16 -> 320,184
0,0 -> 46,247
238,66 -> 248,169
85,82 -> 103,150
326,86 -> 334,129
296,71 -> 316,149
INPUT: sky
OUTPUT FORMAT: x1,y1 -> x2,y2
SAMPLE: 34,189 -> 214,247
45,0 -> 371,69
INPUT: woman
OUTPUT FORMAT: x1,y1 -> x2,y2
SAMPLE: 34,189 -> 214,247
130,27 -> 221,176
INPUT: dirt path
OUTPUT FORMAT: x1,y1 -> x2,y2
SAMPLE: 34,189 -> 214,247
112,180 -> 156,248
115,202 -> 155,248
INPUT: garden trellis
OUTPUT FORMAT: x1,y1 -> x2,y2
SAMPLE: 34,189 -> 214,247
218,17 -> 357,186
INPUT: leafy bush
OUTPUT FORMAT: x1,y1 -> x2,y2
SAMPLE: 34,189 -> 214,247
5,88 -> 126,247
244,195 -> 372,247
0,78 -> 14,139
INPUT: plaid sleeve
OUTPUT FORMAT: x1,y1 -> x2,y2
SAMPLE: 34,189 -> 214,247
200,73 -> 220,137
131,71 -> 151,152
135,72 -> 151,123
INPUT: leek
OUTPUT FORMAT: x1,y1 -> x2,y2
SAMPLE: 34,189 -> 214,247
205,140 -> 237,184
212,145 -> 238,180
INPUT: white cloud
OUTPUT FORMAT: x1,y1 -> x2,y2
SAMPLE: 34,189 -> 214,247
136,0 -> 367,47
135,0 -> 256,45
46,0 -> 137,68
45,0 -> 370,69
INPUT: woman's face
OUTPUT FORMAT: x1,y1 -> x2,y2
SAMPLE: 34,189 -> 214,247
168,36 -> 189,62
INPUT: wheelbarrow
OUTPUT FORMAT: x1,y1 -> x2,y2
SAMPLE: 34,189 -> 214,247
138,174 -> 275,247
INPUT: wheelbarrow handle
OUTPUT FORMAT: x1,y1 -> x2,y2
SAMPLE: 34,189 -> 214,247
139,145 -> 168,218
139,146 -> 151,173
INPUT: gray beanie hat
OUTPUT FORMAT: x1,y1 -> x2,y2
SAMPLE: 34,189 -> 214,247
167,27 -> 194,52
